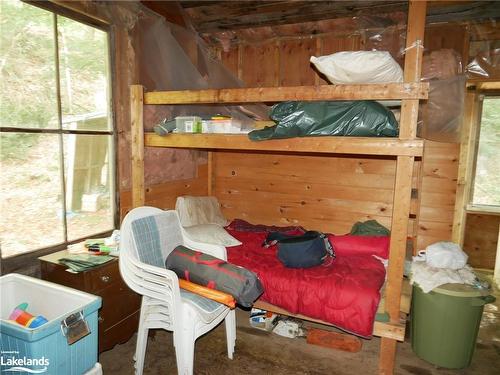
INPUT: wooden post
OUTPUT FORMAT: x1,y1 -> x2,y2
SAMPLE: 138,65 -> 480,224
452,91 -> 482,245
399,0 -> 426,139
379,338 -> 398,375
494,224 -> 500,287
380,1 -> 427,374
131,84 -> 145,208
207,151 -> 215,196
411,154 -> 424,255
385,156 -> 415,316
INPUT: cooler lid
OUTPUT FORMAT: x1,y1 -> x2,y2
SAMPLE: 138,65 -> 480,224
432,282 -> 491,297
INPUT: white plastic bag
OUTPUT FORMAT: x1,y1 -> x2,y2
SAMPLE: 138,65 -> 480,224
424,241 -> 468,270
310,51 -> 403,84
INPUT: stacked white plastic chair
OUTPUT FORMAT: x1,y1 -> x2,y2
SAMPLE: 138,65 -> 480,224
120,206 -> 236,375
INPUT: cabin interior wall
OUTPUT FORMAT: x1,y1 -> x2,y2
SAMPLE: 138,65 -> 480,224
57,3 -> 497,264
209,23 -> 466,249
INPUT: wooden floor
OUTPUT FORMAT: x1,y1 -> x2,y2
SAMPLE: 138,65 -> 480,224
99,299 -> 500,375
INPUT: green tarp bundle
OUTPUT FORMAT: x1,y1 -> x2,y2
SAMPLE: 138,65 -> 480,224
59,254 -> 114,272
249,100 -> 398,141
350,220 -> 390,236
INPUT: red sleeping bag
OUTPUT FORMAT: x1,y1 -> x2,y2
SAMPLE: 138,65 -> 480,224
225,224 -> 388,338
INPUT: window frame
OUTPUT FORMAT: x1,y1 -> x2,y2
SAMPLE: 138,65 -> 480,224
0,1 -> 118,264
467,93 -> 500,214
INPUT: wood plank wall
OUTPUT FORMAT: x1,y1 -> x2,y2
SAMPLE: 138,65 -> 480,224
213,25 -> 463,249
417,141 -> 460,250
221,34 -> 362,87
122,23 -> 463,251
120,164 -> 208,217
463,213 -> 500,269
214,152 -> 422,237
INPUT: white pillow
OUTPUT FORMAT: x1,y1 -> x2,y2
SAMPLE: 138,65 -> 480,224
175,196 -> 228,227
184,224 -> 242,247
310,51 -> 403,84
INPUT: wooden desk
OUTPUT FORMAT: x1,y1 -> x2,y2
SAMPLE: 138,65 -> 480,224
39,250 -> 141,353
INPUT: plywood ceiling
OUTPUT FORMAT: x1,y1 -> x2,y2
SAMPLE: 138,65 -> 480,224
175,1 -> 500,32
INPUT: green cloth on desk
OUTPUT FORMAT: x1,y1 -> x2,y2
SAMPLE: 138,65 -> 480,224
58,254 -> 114,272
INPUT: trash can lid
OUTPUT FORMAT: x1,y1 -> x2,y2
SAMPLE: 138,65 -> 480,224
432,283 -> 491,298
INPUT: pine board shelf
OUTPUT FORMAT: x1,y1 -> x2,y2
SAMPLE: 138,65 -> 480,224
144,83 -> 429,104
145,133 -> 424,157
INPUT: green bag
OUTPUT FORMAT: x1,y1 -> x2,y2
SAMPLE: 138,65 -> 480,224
249,100 -> 398,141
350,220 -> 390,236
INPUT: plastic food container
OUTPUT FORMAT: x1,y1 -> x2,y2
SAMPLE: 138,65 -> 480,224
175,116 -> 202,133
0,273 -> 102,375
202,119 -> 243,133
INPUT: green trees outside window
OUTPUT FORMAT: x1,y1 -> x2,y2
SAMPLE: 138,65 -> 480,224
472,97 -> 500,209
0,0 -> 115,258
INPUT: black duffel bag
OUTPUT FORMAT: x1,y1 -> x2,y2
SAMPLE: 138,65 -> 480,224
264,231 -> 335,269
165,245 -> 263,307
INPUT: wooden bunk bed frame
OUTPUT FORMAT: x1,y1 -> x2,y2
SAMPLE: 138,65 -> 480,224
129,2 -> 428,373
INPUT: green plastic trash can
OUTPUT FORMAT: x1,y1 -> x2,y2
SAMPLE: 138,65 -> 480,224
411,283 -> 495,369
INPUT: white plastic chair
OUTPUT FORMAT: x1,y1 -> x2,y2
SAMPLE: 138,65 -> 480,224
119,206 -> 236,375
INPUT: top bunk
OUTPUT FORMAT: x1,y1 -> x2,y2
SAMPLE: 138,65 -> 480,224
139,82 -> 428,157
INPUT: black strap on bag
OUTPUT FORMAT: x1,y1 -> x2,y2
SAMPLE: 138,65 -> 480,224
263,231 -> 335,269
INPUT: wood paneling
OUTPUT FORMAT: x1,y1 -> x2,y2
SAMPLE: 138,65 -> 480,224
417,141 -> 460,250
213,23 -> 469,94
214,152 -> 397,234
425,24 -> 469,64
120,164 -> 208,219
463,213 -> 500,269
322,35 -> 362,55
220,47 -> 239,78
217,34 -> 363,89
279,38 -> 317,86
241,42 -> 279,87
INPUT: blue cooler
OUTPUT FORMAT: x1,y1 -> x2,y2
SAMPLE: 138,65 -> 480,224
0,273 -> 101,375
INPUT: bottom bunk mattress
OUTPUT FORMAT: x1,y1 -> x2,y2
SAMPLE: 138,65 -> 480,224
225,222 -> 387,338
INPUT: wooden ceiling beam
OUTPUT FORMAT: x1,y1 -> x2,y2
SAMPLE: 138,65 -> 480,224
182,1 -> 408,32
141,1 -> 189,27
179,1 -> 500,34
426,1 -> 500,24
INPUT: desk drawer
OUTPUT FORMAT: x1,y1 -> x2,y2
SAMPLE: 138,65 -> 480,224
99,310 -> 140,353
39,252 -> 141,354
90,261 -> 122,291
98,282 -> 141,331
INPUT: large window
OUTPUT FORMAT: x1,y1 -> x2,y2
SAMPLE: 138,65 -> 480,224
0,0 -> 115,258
470,96 -> 500,210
